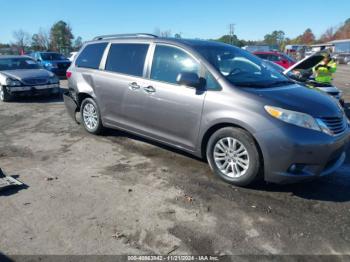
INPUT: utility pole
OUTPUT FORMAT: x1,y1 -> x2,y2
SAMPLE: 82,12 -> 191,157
229,24 -> 235,45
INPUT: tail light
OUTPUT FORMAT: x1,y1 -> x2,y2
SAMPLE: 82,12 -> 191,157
66,71 -> 72,79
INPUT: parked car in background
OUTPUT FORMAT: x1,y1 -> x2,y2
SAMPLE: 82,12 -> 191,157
68,52 -> 78,62
0,55 -> 60,102
262,58 -> 344,105
254,51 -> 296,69
64,34 -> 349,186
285,51 -> 345,106
29,52 -> 71,77
333,53 -> 350,64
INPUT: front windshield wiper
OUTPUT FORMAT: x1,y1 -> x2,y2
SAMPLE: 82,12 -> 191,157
234,80 -> 294,88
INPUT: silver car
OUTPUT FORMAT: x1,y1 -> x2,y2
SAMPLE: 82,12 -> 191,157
64,34 -> 350,186
0,55 -> 60,102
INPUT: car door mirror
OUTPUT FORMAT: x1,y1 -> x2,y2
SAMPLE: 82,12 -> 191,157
176,72 -> 203,88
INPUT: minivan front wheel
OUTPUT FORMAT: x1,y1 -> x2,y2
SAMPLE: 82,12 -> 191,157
81,98 -> 103,135
206,127 -> 261,186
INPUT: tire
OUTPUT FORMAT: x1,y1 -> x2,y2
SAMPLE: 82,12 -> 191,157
206,127 -> 261,186
0,85 -> 12,102
80,97 -> 104,135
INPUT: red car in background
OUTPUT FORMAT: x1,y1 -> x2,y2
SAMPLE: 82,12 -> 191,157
253,51 -> 296,69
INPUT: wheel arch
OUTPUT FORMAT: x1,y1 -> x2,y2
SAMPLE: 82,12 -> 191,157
200,122 -> 265,171
77,92 -> 94,108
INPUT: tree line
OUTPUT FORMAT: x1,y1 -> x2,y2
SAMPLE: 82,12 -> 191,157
216,18 -> 350,50
2,18 -> 350,55
3,20 -> 82,55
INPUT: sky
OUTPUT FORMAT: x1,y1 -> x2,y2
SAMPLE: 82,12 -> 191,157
1,0 -> 350,43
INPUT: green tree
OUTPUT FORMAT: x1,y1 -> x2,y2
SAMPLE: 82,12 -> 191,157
216,34 -> 240,46
73,36 -> 83,50
263,30 -> 285,49
174,33 -> 182,39
50,20 -> 74,54
31,29 -> 50,51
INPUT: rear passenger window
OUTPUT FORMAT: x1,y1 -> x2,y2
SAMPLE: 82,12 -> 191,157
151,45 -> 200,85
76,43 -> 108,69
105,44 -> 149,77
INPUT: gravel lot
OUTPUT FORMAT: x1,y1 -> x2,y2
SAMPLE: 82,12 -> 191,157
1,65 -> 350,256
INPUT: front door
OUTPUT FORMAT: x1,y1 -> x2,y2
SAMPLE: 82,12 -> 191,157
140,44 -> 206,151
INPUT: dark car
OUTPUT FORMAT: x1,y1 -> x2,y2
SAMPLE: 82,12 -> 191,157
63,34 -> 350,186
30,52 -> 71,77
0,55 -> 60,101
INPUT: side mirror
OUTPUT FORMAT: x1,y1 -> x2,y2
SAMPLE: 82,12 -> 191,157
176,72 -> 203,88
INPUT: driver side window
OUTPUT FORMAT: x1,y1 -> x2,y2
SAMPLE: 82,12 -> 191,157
150,45 -> 200,85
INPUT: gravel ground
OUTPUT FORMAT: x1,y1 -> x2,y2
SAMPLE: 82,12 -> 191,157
1,65 -> 350,257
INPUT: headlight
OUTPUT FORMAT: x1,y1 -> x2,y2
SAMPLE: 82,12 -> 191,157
6,78 -> 22,87
264,105 -> 321,132
49,76 -> 59,84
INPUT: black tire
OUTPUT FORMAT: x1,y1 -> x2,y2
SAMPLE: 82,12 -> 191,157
0,85 -> 12,102
80,97 -> 104,135
206,127 -> 261,186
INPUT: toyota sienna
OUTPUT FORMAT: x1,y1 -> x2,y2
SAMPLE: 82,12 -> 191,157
63,34 -> 350,186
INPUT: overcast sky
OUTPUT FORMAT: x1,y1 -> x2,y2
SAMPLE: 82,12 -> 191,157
1,0 -> 350,43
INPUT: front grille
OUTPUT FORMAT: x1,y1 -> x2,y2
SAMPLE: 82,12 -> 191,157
320,116 -> 347,135
23,78 -> 48,85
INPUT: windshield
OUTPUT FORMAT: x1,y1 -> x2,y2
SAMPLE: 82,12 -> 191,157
0,58 -> 41,71
194,44 -> 291,87
40,52 -> 66,60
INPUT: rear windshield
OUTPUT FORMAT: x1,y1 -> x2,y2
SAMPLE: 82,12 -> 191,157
41,52 -> 66,60
194,44 -> 290,88
0,58 -> 41,71
76,43 -> 108,69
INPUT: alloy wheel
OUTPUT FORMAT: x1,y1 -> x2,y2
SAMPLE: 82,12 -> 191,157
82,102 -> 98,130
213,137 -> 250,178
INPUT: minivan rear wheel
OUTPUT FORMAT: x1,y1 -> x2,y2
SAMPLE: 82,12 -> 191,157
206,127 -> 261,186
81,98 -> 103,135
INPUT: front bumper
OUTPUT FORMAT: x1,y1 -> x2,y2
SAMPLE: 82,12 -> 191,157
7,84 -> 60,96
255,124 -> 350,184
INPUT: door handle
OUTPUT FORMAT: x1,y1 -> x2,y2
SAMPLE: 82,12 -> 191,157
128,82 -> 140,90
143,86 -> 156,94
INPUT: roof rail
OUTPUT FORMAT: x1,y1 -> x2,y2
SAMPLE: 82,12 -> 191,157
93,33 -> 158,41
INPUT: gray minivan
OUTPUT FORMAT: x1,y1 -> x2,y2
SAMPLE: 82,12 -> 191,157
64,34 -> 350,186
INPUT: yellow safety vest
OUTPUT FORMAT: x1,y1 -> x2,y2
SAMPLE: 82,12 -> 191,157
313,60 -> 337,84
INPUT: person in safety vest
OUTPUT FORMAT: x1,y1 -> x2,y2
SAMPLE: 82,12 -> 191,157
313,54 -> 337,84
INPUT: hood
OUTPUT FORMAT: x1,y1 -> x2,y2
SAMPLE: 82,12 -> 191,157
244,84 -> 342,118
1,69 -> 55,83
283,50 -> 329,74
